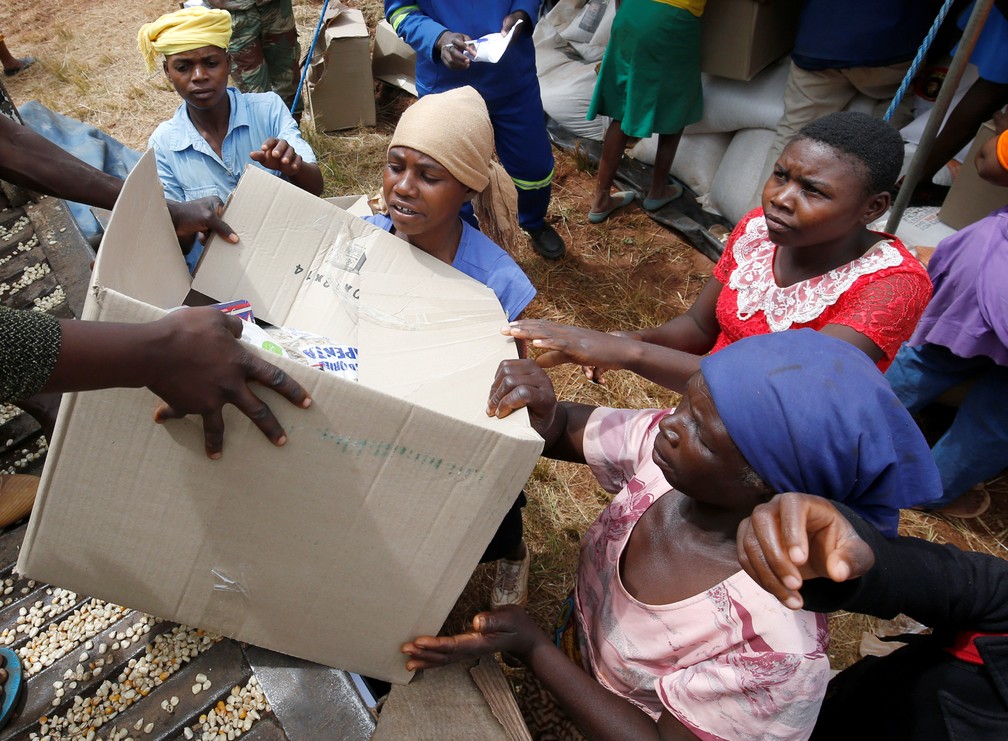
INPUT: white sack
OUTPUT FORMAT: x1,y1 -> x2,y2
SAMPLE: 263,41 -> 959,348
686,61 -> 790,135
709,128 -> 777,224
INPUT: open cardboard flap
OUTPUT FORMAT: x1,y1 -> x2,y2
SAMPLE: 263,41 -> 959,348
18,152 -> 544,684
372,19 -> 418,97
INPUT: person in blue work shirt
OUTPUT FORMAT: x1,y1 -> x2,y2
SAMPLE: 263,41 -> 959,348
385,0 -> 567,260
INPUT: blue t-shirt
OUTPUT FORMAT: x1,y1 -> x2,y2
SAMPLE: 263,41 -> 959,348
791,0 -> 931,71
363,214 -> 536,321
960,3 -> 1008,84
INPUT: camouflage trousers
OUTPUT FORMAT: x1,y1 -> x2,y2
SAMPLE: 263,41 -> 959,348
228,0 -> 302,112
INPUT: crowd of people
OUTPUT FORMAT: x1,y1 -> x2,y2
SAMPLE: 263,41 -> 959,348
0,0 -> 1007,738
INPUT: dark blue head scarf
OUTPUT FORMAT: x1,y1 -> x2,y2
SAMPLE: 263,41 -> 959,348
700,330 -> 940,537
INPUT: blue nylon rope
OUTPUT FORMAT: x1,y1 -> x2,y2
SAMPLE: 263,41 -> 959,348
883,0 -> 958,122
291,0 -> 331,115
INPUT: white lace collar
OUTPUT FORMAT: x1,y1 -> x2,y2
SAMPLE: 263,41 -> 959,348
727,214 -> 903,331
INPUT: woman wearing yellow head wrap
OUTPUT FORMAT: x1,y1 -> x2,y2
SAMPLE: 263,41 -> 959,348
362,86 -> 537,609
137,6 -> 233,73
141,6 -> 322,269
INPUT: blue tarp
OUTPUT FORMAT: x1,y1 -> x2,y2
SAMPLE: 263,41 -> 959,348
19,101 -> 142,242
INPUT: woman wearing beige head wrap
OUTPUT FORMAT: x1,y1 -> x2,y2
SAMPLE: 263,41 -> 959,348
384,85 -> 525,256
364,85 -> 534,321
362,86 -> 536,609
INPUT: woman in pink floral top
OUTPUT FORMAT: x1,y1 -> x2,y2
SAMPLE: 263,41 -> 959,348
402,330 -> 941,739
502,111 -> 931,391
575,407 -> 829,736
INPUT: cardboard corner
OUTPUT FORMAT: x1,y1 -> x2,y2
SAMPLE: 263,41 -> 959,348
89,150 -> 192,315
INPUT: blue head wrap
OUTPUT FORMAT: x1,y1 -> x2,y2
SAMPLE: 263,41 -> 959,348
700,330 -> 940,537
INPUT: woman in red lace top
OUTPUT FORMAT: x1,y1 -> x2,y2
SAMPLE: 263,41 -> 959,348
504,111 -> 932,392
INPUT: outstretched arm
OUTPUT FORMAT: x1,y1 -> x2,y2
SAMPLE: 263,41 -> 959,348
1,114 -> 238,243
501,320 -> 703,393
41,307 -> 311,458
0,113 -> 121,209
738,493 -> 1008,633
403,606 -> 698,740
501,276 -> 723,391
634,278 -> 724,354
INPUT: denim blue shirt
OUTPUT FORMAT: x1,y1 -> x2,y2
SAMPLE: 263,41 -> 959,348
148,87 -> 316,203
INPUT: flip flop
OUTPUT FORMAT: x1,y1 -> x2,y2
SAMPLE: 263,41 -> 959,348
934,485 -> 991,519
588,191 -> 635,224
0,647 -> 23,730
642,184 -> 684,212
915,485 -> 992,519
3,57 -> 35,77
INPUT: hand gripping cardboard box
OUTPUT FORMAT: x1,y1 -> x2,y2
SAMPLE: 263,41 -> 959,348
306,4 -> 377,131
700,0 -> 802,81
17,152 -> 543,684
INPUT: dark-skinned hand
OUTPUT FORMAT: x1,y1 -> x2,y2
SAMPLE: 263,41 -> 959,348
486,358 -> 558,439
502,319 -> 640,381
436,30 -> 473,70
737,493 -> 876,610
402,605 -> 544,671
250,138 -> 306,179
149,308 -> 311,459
166,196 -> 238,246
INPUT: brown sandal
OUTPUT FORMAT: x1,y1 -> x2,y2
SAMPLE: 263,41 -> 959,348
933,485 -> 991,519
0,474 -> 39,528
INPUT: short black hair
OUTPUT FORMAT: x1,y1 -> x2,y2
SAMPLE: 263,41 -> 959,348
792,111 -> 904,194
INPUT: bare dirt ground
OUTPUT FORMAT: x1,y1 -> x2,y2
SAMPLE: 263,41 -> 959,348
2,0 -> 1006,727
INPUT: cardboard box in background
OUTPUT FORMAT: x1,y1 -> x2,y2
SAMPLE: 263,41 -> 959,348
306,5 -> 376,131
939,120 -> 1008,230
372,19 -> 417,97
701,0 -> 802,81
18,153 -> 543,684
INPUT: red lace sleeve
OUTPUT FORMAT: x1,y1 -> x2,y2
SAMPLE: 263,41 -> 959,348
824,265 -> 933,364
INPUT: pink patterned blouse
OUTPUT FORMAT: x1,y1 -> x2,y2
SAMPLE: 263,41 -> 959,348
577,407 -> 831,740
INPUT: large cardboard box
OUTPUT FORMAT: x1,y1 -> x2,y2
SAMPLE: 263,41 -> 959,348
306,5 -> 377,131
939,120 -> 1008,230
17,152 -> 543,684
700,0 -> 802,81
372,19 -> 417,97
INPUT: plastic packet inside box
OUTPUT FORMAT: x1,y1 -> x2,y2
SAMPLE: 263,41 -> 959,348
17,152 -> 544,683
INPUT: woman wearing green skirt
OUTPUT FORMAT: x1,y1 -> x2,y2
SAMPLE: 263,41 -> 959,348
586,0 -> 704,223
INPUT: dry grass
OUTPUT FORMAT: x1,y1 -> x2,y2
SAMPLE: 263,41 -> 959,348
3,0 -> 1006,710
